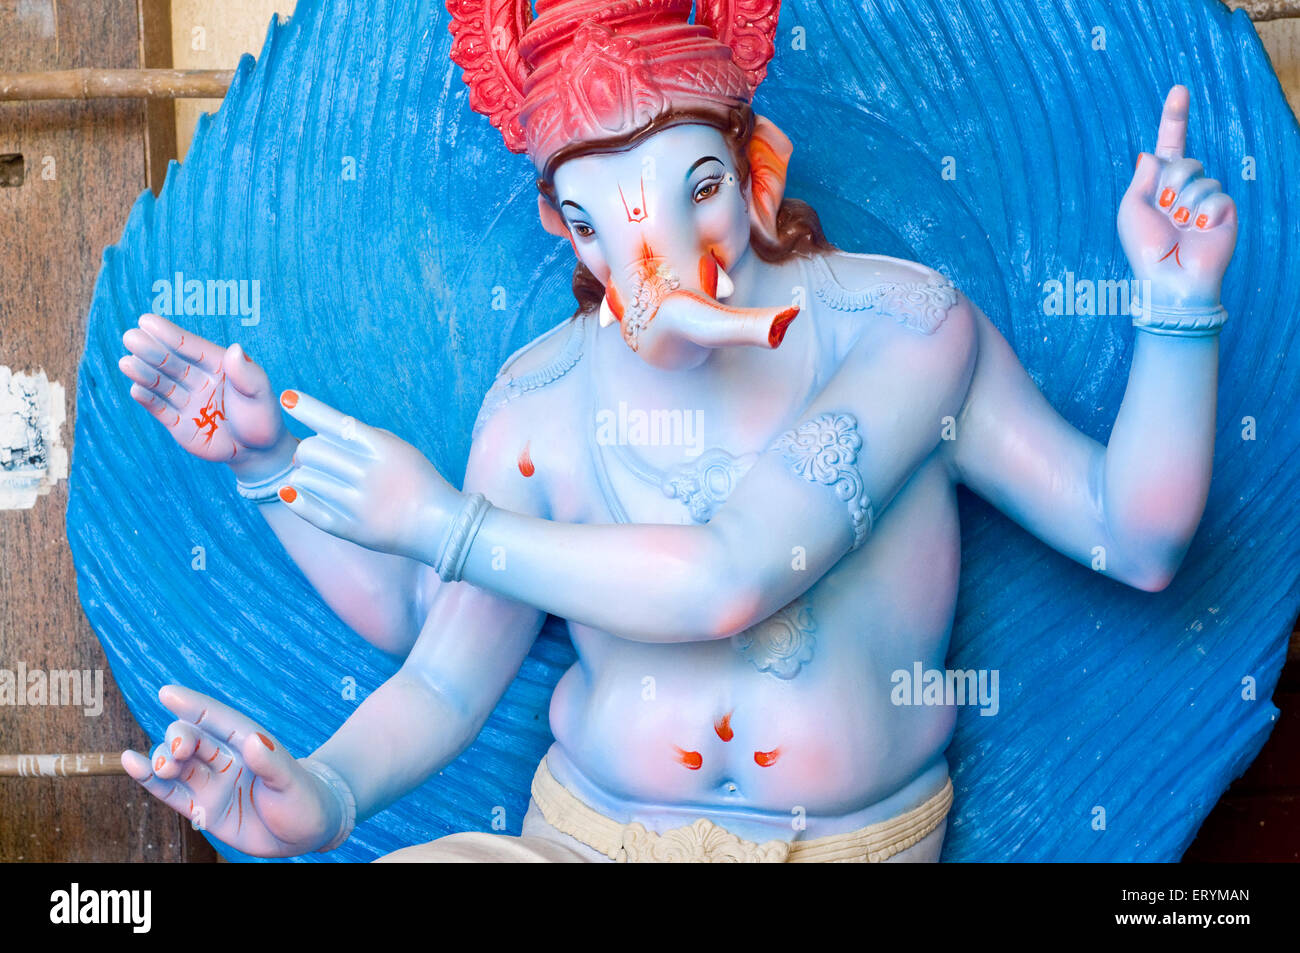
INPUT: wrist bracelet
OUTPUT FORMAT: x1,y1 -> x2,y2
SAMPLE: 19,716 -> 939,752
298,757 -> 356,852
235,461 -> 296,504
1131,299 -> 1228,337
434,492 -> 491,583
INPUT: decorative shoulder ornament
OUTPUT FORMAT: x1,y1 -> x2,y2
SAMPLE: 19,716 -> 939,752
771,411 -> 874,550
812,255 -> 959,335
472,313 -> 586,438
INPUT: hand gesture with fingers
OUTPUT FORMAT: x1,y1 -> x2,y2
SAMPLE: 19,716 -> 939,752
122,685 -> 350,857
274,390 -> 461,565
119,314 -> 295,480
1118,85 -> 1238,308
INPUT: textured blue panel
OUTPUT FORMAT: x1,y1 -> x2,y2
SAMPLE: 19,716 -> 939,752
68,0 -> 1300,861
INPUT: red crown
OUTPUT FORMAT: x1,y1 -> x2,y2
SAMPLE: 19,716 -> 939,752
447,0 -> 780,172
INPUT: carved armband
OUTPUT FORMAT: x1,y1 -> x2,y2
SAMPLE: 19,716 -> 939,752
434,492 -> 491,583
770,412 -> 874,550
1131,298 -> 1228,337
298,757 -> 356,853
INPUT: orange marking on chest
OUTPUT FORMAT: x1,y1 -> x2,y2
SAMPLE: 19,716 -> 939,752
754,747 -> 782,767
673,746 -> 703,770
518,442 -> 535,478
714,712 -> 734,742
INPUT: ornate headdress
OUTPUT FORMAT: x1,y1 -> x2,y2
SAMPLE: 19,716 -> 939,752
447,0 -> 781,176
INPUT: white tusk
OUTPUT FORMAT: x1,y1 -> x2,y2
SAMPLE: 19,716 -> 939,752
715,265 -> 735,301
599,295 -> 617,327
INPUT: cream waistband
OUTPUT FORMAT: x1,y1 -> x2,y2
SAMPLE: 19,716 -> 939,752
530,758 -> 953,863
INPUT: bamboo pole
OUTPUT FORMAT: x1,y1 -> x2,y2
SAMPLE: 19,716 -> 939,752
1230,0 -> 1300,20
0,69 -> 233,101
0,753 -> 126,777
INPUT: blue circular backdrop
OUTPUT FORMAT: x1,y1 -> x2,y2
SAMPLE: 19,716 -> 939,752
69,0 -> 1300,860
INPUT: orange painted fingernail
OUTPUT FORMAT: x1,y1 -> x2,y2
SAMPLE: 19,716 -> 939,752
1196,214 -> 1209,229
1159,188 -> 1176,208
281,390 -> 299,408
1173,207 -> 1190,224
171,738 -> 181,753
278,486 -> 297,504
243,350 -> 252,362
154,755 -> 165,770
257,733 -> 275,751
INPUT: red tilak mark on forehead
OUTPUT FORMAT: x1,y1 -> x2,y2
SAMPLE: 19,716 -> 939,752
1158,242 -> 1183,267
619,178 -> 648,223
754,748 -> 781,767
714,712 -> 734,742
673,747 -> 703,770
518,442 -> 535,478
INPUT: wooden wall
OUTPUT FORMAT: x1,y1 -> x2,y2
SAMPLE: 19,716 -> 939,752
0,0 -> 1295,863
0,0 -> 213,862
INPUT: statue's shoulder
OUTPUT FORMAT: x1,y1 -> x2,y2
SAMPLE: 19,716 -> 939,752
809,251 -> 961,336
472,311 -> 589,440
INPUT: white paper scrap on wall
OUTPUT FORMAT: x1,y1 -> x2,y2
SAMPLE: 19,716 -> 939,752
0,366 -> 68,510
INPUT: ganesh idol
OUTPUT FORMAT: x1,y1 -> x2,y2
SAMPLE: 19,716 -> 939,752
115,0 -> 1236,862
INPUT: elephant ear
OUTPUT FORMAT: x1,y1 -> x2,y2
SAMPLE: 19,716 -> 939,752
747,115 -> 793,244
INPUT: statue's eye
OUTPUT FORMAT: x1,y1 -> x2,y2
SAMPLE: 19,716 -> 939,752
693,176 -> 723,204
573,223 -> 595,238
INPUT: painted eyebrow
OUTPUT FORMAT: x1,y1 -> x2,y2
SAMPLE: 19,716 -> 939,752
686,155 -> 725,178
560,200 -> 587,214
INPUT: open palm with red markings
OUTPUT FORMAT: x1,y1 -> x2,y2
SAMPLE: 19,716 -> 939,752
1118,85 -> 1238,307
121,685 -> 341,857
119,313 -> 294,480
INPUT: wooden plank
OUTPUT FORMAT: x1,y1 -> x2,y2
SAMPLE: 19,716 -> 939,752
0,0 -> 214,863
139,0 -> 178,194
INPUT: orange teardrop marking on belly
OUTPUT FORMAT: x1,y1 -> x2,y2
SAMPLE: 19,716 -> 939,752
673,746 -> 703,770
714,712 -> 734,742
754,747 -> 781,767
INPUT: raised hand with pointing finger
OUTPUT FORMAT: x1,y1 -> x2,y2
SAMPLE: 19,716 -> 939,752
1118,85 -> 1238,315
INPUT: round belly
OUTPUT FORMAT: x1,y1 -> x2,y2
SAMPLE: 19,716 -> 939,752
550,620 -> 957,818
549,460 -> 964,820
